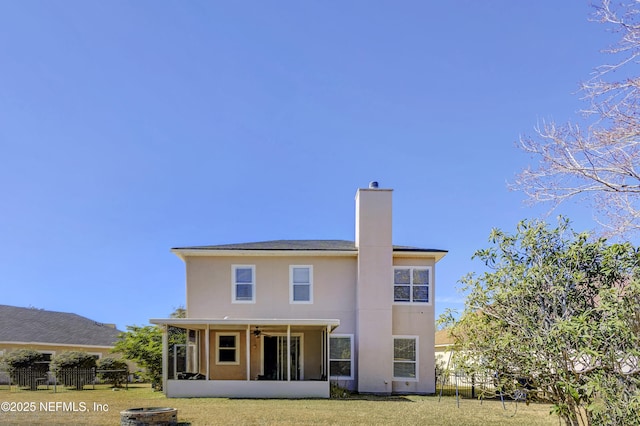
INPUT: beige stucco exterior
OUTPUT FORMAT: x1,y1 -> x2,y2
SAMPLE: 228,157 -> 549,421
392,257 -> 436,394
186,256 -> 357,330
152,185 -> 446,398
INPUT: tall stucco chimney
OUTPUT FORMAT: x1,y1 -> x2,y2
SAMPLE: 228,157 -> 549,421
355,183 -> 393,394
355,183 -> 392,248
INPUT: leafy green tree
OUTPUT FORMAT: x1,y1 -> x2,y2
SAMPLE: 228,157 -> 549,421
113,325 -> 163,389
170,306 -> 186,319
96,357 -> 129,387
113,307 -> 187,390
447,218 -> 640,425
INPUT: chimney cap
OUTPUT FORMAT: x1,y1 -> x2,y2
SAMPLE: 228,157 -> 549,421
369,181 -> 379,189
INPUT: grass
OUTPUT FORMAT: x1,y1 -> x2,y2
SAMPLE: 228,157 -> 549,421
0,384 -> 559,425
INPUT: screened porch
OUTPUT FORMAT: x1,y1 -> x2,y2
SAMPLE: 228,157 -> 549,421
150,318 -> 340,398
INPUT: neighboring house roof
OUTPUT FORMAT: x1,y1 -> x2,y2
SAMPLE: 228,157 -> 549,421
435,329 -> 455,347
0,305 -> 122,348
173,239 -> 448,254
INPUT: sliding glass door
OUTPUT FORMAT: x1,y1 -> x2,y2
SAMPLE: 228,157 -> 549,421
262,335 -> 302,380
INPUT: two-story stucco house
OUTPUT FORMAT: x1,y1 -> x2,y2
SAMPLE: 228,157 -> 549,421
151,183 -> 447,398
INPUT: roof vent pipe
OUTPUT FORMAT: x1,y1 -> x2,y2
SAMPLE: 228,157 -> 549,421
369,181 -> 379,189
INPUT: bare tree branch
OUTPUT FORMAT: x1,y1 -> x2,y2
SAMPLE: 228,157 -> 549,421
514,1 -> 640,236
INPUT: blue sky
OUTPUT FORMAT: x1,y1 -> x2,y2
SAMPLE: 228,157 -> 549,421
0,1 -> 614,330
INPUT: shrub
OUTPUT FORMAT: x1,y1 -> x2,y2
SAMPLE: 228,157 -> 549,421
97,357 -> 128,387
3,349 -> 44,368
2,349 -> 47,390
330,382 -> 352,398
51,351 -> 97,390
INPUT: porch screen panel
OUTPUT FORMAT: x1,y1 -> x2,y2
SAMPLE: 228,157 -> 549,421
274,336 -> 300,381
277,336 -> 287,381
291,336 -> 300,380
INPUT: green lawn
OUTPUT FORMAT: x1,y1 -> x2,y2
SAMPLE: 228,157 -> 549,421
0,384 -> 558,425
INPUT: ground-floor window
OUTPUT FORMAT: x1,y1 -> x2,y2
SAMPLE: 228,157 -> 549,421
329,335 -> 353,379
216,332 -> 239,365
36,351 -> 54,366
393,336 -> 418,380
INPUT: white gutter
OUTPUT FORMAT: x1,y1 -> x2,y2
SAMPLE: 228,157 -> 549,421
171,249 -> 357,260
150,317 -> 340,330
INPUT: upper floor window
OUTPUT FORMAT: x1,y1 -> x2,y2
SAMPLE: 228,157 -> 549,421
290,265 -> 313,303
232,265 -> 255,303
394,267 -> 431,303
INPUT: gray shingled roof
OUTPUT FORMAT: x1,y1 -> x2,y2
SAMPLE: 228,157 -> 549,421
0,305 -> 122,347
173,239 -> 447,253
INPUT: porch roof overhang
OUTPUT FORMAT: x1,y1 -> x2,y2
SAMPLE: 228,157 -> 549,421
149,317 -> 340,331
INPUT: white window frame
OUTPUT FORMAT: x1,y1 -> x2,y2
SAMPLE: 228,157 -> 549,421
393,335 -> 419,381
232,265 -> 256,303
329,334 -> 354,380
216,332 -> 240,365
393,266 -> 432,305
289,265 -> 313,304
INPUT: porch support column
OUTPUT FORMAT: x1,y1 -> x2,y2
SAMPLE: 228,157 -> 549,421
205,324 -> 210,380
246,324 -> 251,381
161,325 -> 168,391
326,325 -> 331,381
287,325 -> 291,382
196,329 -> 200,373
187,328 -> 192,372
